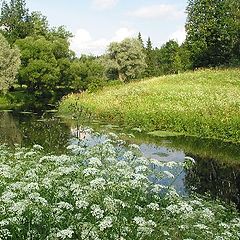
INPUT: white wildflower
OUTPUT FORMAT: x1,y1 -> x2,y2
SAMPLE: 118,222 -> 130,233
24,151 -> 37,157
83,167 -> 98,176
90,177 -> 106,190
129,144 -> 140,150
147,203 -> 160,211
135,165 -> 148,173
57,202 -> 74,211
56,228 -> 74,239
99,216 -> 113,231
91,205 -> 104,219
76,200 -> 89,210
33,144 -> 44,150
88,157 -> 102,167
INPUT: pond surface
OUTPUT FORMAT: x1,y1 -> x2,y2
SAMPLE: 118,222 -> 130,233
0,110 -> 240,209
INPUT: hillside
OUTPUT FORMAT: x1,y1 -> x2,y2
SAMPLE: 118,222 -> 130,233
59,69 -> 240,142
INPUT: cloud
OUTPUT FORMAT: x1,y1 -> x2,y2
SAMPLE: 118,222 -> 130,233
169,27 -> 186,44
112,27 -> 136,42
92,0 -> 119,10
128,4 -> 184,19
70,27 -> 136,56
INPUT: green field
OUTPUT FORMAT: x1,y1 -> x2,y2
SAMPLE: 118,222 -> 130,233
59,69 -> 240,143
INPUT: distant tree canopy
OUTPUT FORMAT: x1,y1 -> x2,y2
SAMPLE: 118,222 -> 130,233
104,38 -> 146,82
0,0 -> 239,102
0,0 -> 72,43
0,33 -> 20,93
70,56 -> 106,92
0,0 -> 75,98
155,40 -> 183,75
185,0 -> 240,68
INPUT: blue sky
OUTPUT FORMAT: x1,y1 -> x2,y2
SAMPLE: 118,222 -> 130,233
26,0 -> 188,56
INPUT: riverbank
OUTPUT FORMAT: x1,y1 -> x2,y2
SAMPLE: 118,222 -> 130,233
0,91 -> 33,110
59,69 -> 240,143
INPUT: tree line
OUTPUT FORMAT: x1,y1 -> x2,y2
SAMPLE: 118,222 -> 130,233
0,0 -> 239,102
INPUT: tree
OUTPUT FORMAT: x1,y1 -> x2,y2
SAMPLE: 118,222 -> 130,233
137,32 -> 144,48
70,56 -> 106,92
29,11 -> 49,37
0,33 -> 20,93
0,0 -> 72,43
15,36 -> 60,95
104,38 -> 146,82
0,0 -> 32,43
185,0 -> 239,68
145,37 -> 156,77
155,40 -> 183,75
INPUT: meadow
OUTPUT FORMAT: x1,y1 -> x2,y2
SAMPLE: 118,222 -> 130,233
0,131 -> 240,240
59,69 -> 240,143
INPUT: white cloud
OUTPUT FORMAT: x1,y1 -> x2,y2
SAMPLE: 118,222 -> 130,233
112,27 -> 136,42
92,0 -> 119,10
70,27 -> 136,56
129,4 -> 184,19
169,27 -> 186,44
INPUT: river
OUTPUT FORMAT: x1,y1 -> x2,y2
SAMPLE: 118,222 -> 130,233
0,109 -> 239,209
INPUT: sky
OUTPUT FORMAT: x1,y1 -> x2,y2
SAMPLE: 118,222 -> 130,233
25,0 -> 188,56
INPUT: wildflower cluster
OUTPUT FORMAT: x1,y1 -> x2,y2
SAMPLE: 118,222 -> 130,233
0,135 -> 239,239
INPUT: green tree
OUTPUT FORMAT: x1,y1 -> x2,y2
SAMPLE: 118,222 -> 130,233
145,37 -> 156,77
104,38 -> 146,82
70,56 -> 106,92
137,32 -> 144,48
156,40 -> 182,75
185,0 -> 239,67
0,0 -> 32,43
29,11 -> 49,37
15,36 -> 64,95
0,33 -> 20,93
0,0 -> 72,43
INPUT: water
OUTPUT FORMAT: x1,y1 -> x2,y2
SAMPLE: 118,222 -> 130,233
0,110 -> 240,209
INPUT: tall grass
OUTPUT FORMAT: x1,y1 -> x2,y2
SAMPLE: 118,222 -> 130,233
59,69 -> 240,143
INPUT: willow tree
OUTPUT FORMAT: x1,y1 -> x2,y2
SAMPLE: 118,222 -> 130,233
0,33 -> 20,93
104,38 -> 146,82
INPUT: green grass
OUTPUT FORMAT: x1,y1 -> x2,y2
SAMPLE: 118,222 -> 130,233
59,69 -> 240,143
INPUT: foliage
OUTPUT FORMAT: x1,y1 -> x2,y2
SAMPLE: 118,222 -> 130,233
137,32 -> 144,49
59,69 -> 240,143
155,40 -> 183,75
0,33 -> 20,93
15,36 -> 74,96
144,37 -> 157,77
0,0 -> 72,44
0,0 -> 32,43
104,38 -> 146,82
0,136 -> 239,239
185,0 -> 240,68
70,56 -> 106,92
15,36 -> 59,94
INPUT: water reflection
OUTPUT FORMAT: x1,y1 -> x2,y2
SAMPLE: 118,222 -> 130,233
0,111 -> 22,145
0,111 -> 240,209
185,154 -> 240,208
0,110 -> 71,153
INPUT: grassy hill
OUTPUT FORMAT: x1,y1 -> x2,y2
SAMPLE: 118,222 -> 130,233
59,69 -> 240,143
